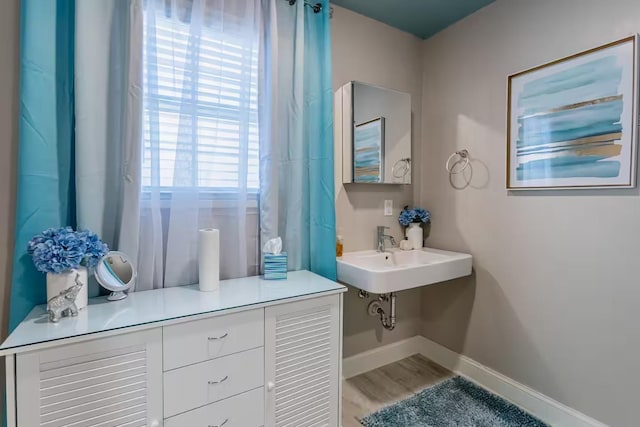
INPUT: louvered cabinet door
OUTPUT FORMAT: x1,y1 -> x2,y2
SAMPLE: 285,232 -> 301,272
265,294 -> 342,427
16,329 -> 163,427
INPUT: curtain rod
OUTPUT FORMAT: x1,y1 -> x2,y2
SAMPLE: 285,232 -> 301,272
285,0 -> 333,17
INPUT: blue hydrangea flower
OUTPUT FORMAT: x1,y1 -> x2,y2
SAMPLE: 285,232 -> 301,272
399,209 -> 414,226
78,230 -> 109,268
398,206 -> 431,226
413,208 -> 431,223
27,227 -> 109,274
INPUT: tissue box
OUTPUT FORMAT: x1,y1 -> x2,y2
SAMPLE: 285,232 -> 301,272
264,252 -> 288,280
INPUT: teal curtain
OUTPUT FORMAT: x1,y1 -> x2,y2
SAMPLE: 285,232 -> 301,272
304,1 -> 336,280
8,0 -> 76,332
260,0 -> 336,281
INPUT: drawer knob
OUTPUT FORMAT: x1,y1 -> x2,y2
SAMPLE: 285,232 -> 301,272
208,375 -> 229,385
207,333 -> 229,341
208,419 -> 229,427
267,381 -> 275,391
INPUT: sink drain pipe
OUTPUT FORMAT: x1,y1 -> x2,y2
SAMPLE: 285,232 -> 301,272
369,293 -> 396,330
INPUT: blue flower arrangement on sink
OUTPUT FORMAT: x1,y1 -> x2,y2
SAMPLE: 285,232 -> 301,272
399,206 -> 431,226
399,206 -> 431,249
28,226 -> 108,310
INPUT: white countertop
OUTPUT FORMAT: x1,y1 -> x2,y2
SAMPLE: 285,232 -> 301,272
0,270 -> 346,355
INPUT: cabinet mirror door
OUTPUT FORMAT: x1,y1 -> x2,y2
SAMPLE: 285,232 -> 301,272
337,81 -> 412,185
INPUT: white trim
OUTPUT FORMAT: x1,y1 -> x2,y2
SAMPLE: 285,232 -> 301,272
342,336 -> 423,379
5,354 -> 16,427
414,336 -> 608,427
342,335 -> 608,427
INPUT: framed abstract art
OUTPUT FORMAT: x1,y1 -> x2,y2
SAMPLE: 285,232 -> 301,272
353,117 -> 385,183
507,35 -> 639,189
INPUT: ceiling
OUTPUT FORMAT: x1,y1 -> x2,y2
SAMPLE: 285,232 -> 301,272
330,0 -> 495,39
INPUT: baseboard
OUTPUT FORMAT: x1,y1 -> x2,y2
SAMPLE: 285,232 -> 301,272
415,336 -> 608,427
342,336 -> 423,379
342,335 -> 608,427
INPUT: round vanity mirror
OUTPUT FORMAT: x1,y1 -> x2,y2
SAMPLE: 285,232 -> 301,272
95,251 -> 136,301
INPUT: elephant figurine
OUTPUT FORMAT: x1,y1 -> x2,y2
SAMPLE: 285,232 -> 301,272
47,273 -> 84,323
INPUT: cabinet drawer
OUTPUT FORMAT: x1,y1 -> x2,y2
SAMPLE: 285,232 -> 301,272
164,387 -> 264,427
163,308 -> 264,371
163,346 -> 264,418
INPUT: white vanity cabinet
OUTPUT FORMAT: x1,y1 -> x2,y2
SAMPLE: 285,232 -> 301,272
2,271 -> 346,427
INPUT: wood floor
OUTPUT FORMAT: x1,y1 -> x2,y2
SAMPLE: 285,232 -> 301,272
342,354 -> 453,427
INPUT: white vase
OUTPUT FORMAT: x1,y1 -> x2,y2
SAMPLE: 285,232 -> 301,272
406,223 -> 423,249
46,267 -> 89,310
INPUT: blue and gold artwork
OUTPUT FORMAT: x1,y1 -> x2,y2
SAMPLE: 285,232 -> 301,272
508,36 -> 637,189
354,117 -> 385,183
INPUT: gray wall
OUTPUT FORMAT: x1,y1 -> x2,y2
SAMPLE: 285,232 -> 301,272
419,1 -> 640,425
0,0 -> 19,419
331,5 -> 424,357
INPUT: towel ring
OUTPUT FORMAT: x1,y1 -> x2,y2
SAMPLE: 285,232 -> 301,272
392,158 -> 411,179
446,149 -> 470,174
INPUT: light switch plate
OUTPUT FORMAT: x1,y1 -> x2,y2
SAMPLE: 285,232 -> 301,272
384,200 -> 393,216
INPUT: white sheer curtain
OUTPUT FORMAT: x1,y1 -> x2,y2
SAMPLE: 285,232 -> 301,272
75,0 -> 143,296
138,0 -> 263,290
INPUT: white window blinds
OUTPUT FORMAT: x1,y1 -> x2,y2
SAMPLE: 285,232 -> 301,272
142,5 -> 259,192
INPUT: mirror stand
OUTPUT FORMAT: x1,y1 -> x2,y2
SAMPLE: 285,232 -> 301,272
107,291 -> 129,301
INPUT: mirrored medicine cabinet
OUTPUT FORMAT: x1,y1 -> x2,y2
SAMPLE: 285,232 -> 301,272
334,81 -> 412,184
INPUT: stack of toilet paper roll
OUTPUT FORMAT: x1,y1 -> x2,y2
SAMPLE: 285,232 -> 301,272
198,229 -> 220,292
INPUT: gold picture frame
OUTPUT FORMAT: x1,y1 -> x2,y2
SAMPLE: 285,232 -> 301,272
507,35 -> 639,190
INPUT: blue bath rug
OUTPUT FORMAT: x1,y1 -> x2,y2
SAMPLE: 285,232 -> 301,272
360,376 -> 548,427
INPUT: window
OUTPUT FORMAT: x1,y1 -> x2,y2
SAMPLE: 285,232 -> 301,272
142,9 -> 260,193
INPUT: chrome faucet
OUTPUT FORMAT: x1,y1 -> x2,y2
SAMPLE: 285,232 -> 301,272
377,226 -> 397,252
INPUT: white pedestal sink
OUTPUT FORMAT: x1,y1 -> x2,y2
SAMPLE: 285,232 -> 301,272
337,247 -> 472,294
